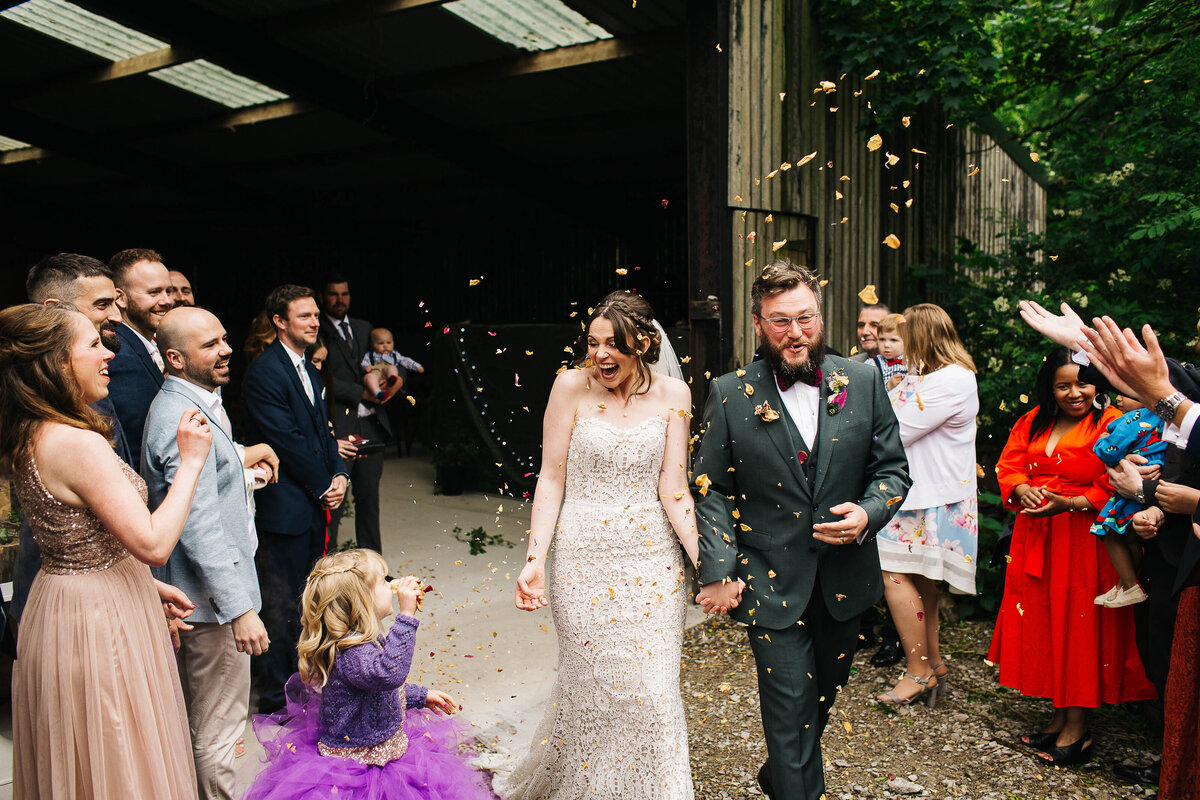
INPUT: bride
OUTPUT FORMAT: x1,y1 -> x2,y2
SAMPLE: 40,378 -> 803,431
496,291 -> 700,800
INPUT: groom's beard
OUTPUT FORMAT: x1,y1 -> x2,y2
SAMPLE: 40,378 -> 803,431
99,322 -> 123,354
759,328 -> 827,386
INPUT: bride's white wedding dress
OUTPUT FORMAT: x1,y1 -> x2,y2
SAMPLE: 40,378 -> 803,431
496,415 -> 693,800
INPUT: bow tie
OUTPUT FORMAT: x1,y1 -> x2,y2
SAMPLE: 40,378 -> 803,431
776,368 -> 822,392
885,357 -> 904,366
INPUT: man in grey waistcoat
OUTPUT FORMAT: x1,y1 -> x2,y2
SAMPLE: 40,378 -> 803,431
142,306 -> 275,800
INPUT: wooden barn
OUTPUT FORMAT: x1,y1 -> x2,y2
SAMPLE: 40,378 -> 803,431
0,0 -> 1045,482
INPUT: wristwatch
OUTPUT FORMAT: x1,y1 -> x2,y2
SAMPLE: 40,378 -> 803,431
1154,391 -> 1187,422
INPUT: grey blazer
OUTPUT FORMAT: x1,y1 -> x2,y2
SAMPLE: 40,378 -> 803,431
141,381 -> 261,625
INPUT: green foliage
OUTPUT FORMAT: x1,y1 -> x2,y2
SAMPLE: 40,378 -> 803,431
452,524 -> 513,556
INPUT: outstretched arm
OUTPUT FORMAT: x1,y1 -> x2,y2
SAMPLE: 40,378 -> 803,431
515,371 -> 578,610
1018,300 -> 1090,351
657,380 -> 700,569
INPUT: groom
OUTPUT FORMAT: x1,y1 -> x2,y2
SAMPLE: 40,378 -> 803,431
694,260 -> 910,800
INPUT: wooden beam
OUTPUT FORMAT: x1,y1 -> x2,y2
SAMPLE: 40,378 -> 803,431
261,0 -> 451,35
9,47 -> 189,103
384,28 -> 684,93
0,146 -> 49,166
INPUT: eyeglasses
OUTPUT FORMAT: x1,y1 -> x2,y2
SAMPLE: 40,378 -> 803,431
762,313 -> 821,332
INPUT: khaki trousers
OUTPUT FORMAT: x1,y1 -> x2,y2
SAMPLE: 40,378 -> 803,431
177,621 -> 251,800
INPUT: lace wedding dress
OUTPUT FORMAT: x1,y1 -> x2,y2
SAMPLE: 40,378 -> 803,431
495,415 -> 693,800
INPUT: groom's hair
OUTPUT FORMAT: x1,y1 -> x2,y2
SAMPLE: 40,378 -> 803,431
751,259 -> 823,317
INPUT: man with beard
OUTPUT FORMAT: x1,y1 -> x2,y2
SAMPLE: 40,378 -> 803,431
109,248 -> 173,471
168,270 -> 196,307
694,260 -> 910,800
13,254 -> 136,621
142,307 -> 274,799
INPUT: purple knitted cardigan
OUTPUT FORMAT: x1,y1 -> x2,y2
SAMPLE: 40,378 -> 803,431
318,614 -> 429,749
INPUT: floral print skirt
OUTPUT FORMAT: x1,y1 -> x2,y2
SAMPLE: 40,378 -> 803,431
877,496 -> 978,595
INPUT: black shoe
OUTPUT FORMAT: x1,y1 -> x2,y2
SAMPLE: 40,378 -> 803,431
869,641 -> 903,667
1035,732 -> 1093,766
757,763 -> 774,799
1019,730 -> 1059,749
1113,760 -> 1160,786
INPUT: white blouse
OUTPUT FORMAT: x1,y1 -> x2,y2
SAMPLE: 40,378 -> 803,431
888,364 -> 979,510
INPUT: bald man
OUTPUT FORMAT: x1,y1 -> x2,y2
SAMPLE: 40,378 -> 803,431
142,307 -> 276,800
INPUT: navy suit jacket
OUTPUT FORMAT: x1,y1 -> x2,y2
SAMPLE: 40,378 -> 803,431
107,323 -> 164,472
242,340 -> 348,536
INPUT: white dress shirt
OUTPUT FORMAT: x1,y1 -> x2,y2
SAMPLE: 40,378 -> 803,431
123,322 -> 165,372
775,375 -> 820,450
282,343 -> 316,406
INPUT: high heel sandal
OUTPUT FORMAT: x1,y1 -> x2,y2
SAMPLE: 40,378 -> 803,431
1035,731 -> 1093,766
930,660 -> 950,701
1018,730 -> 1060,749
877,672 -> 938,707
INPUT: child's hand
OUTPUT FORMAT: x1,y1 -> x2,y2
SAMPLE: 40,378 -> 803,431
392,576 -> 422,617
425,689 -> 458,715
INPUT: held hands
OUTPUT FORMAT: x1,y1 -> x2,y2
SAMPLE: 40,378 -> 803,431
1020,489 -> 1074,517
1131,507 -> 1165,540
1156,480 -> 1200,516
425,689 -> 459,716
515,559 -> 548,611
1013,483 -> 1048,509
812,502 -> 869,545
232,609 -> 271,656
392,575 -> 423,617
697,578 -> 745,616
176,409 -> 213,465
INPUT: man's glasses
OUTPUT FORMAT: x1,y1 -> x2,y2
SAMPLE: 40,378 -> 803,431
762,313 -> 821,332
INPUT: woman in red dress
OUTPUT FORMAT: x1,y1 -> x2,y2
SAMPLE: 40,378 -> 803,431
989,347 -> 1156,765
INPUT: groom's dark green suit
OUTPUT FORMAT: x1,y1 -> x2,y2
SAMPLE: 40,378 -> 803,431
695,355 -> 910,800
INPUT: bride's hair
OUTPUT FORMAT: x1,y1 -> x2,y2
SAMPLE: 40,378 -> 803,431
297,548 -> 390,689
576,291 -> 661,397
0,303 -> 112,479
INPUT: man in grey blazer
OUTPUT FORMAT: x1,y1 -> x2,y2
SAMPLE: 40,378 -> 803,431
142,306 -> 275,800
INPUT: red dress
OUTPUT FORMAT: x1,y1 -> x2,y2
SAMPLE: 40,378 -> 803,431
987,407 -> 1156,707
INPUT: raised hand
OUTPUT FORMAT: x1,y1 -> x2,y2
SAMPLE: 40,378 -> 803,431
1081,318 -> 1173,405
1018,300 -> 1089,351
391,575 -> 422,616
515,559 -> 548,610
176,409 -> 212,465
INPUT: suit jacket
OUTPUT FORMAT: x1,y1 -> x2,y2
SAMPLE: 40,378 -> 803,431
318,315 -> 394,438
694,355 -> 911,627
141,380 -> 261,625
241,340 -> 348,536
108,323 -> 164,472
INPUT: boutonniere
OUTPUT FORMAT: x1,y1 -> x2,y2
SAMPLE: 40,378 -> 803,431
826,369 -> 849,416
755,400 -> 780,423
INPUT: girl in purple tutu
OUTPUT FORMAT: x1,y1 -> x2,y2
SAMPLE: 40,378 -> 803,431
243,549 -> 495,799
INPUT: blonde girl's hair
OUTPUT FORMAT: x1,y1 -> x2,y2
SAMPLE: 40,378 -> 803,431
297,549 -> 390,689
899,303 -> 977,376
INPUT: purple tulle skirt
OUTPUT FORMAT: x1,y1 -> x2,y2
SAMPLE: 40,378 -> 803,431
243,675 -> 496,800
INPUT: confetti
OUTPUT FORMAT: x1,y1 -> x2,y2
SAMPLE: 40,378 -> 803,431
901,116 -> 911,127
867,134 -> 883,152
796,151 -> 818,167
772,239 -> 788,252
695,473 -> 712,496
864,69 -> 880,80
882,233 -> 901,249
615,268 -> 628,276
857,284 -> 879,304
1030,152 -> 1040,162
468,278 -> 481,287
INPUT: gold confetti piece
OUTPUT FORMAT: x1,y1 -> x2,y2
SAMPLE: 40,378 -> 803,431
673,492 -> 684,500
455,560 -> 463,566
886,496 -> 904,507
615,268 -> 628,276
1030,152 -> 1040,162
764,213 -> 774,223
858,284 -> 879,304
598,402 -> 607,410
839,216 -> 848,224
912,147 -> 927,155
734,194 -> 743,202
1005,555 -> 1013,563
772,239 -> 788,252
681,356 -> 691,363
1019,394 -> 1029,404
736,368 -> 746,377
1016,602 -> 1024,616
796,151 -> 818,167
739,523 -> 752,531
406,395 -> 416,406
864,69 -> 880,80
732,508 -> 741,519
816,79 -> 837,93
747,231 -> 756,242
695,473 -> 711,496
468,278 -> 481,286
744,384 -> 755,396
901,116 -> 911,127
890,202 -> 899,213
867,133 -> 883,151
765,169 -> 779,179
745,259 -> 754,267
886,153 -> 900,167
819,279 -> 829,287
967,167 -> 980,177
767,570 -> 777,578
778,92 -> 786,101
882,233 -> 901,249
905,198 -> 913,208
835,190 -> 844,200
902,179 -> 911,188
1049,255 -> 1059,261
843,720 -> 853,734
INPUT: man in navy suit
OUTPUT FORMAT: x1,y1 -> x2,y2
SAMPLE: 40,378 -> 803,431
12,254 -> 135,622
242,284 -> 349,712
108,248 -> 173,471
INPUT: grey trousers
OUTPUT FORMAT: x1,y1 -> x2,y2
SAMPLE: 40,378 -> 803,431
177,621 -> 251,800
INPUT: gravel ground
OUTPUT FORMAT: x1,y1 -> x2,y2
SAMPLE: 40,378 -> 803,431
682,614 -> 1160,800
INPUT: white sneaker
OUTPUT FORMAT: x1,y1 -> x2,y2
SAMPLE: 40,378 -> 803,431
1098,583 -> 1148,608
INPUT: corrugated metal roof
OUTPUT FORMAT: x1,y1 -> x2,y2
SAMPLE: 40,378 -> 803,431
1,0 -> 166,61
0,135 -> 34,151
443,0 -> 611,52
150,59 -> 290,108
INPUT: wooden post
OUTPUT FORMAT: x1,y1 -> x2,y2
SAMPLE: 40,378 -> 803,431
686,0 -> 733,412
